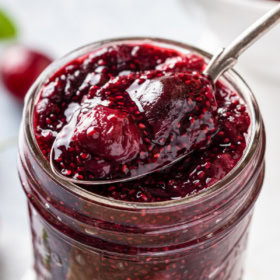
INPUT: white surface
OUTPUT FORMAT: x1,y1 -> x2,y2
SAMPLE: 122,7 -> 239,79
21,269 -> 36,280
0,0 -> 279,279
195,0 -> 280,79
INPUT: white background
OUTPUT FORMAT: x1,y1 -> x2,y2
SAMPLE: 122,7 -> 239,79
0,0 -> 279,279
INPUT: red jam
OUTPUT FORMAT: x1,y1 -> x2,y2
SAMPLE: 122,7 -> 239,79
34,43 -> 250,202
19,40 -> 265,280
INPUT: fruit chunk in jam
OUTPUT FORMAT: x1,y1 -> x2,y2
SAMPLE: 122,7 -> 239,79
34,43 -> 250,202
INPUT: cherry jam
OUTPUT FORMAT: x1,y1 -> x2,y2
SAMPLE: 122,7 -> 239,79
18,38 -> 265,280
34,42 -> 249,202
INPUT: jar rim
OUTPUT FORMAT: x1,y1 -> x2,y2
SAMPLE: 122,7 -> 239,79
23,36 -> 263,209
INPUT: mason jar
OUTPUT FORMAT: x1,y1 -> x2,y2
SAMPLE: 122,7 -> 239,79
18,38 -> 265,280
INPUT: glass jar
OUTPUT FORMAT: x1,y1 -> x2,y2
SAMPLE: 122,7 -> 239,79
18,38 -> 265,280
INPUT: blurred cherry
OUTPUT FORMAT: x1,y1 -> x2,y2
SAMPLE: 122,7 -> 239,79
0,45 -> 52,101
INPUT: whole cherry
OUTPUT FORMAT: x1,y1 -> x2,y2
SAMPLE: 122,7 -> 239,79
0,45 -> 52,101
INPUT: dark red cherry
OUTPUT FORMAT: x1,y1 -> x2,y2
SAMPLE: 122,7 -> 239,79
72,105 -> 142,162
0,45 -> 52,101
129,71 -> 217,146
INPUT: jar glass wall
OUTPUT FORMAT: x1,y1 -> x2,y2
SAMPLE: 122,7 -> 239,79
18,38 -> 265,280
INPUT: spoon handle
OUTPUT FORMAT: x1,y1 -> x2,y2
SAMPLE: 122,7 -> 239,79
204,4 -> 280,82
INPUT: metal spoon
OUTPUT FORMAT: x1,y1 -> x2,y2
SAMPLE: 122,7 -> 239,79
50,4 -> 280,185
204,3 -> 280,82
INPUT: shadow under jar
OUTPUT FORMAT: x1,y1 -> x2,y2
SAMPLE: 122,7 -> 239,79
18,38 -> 265,280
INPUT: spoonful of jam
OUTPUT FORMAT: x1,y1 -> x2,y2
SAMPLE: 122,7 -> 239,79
46,4 -> 280,185
50,70 -> 217,183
